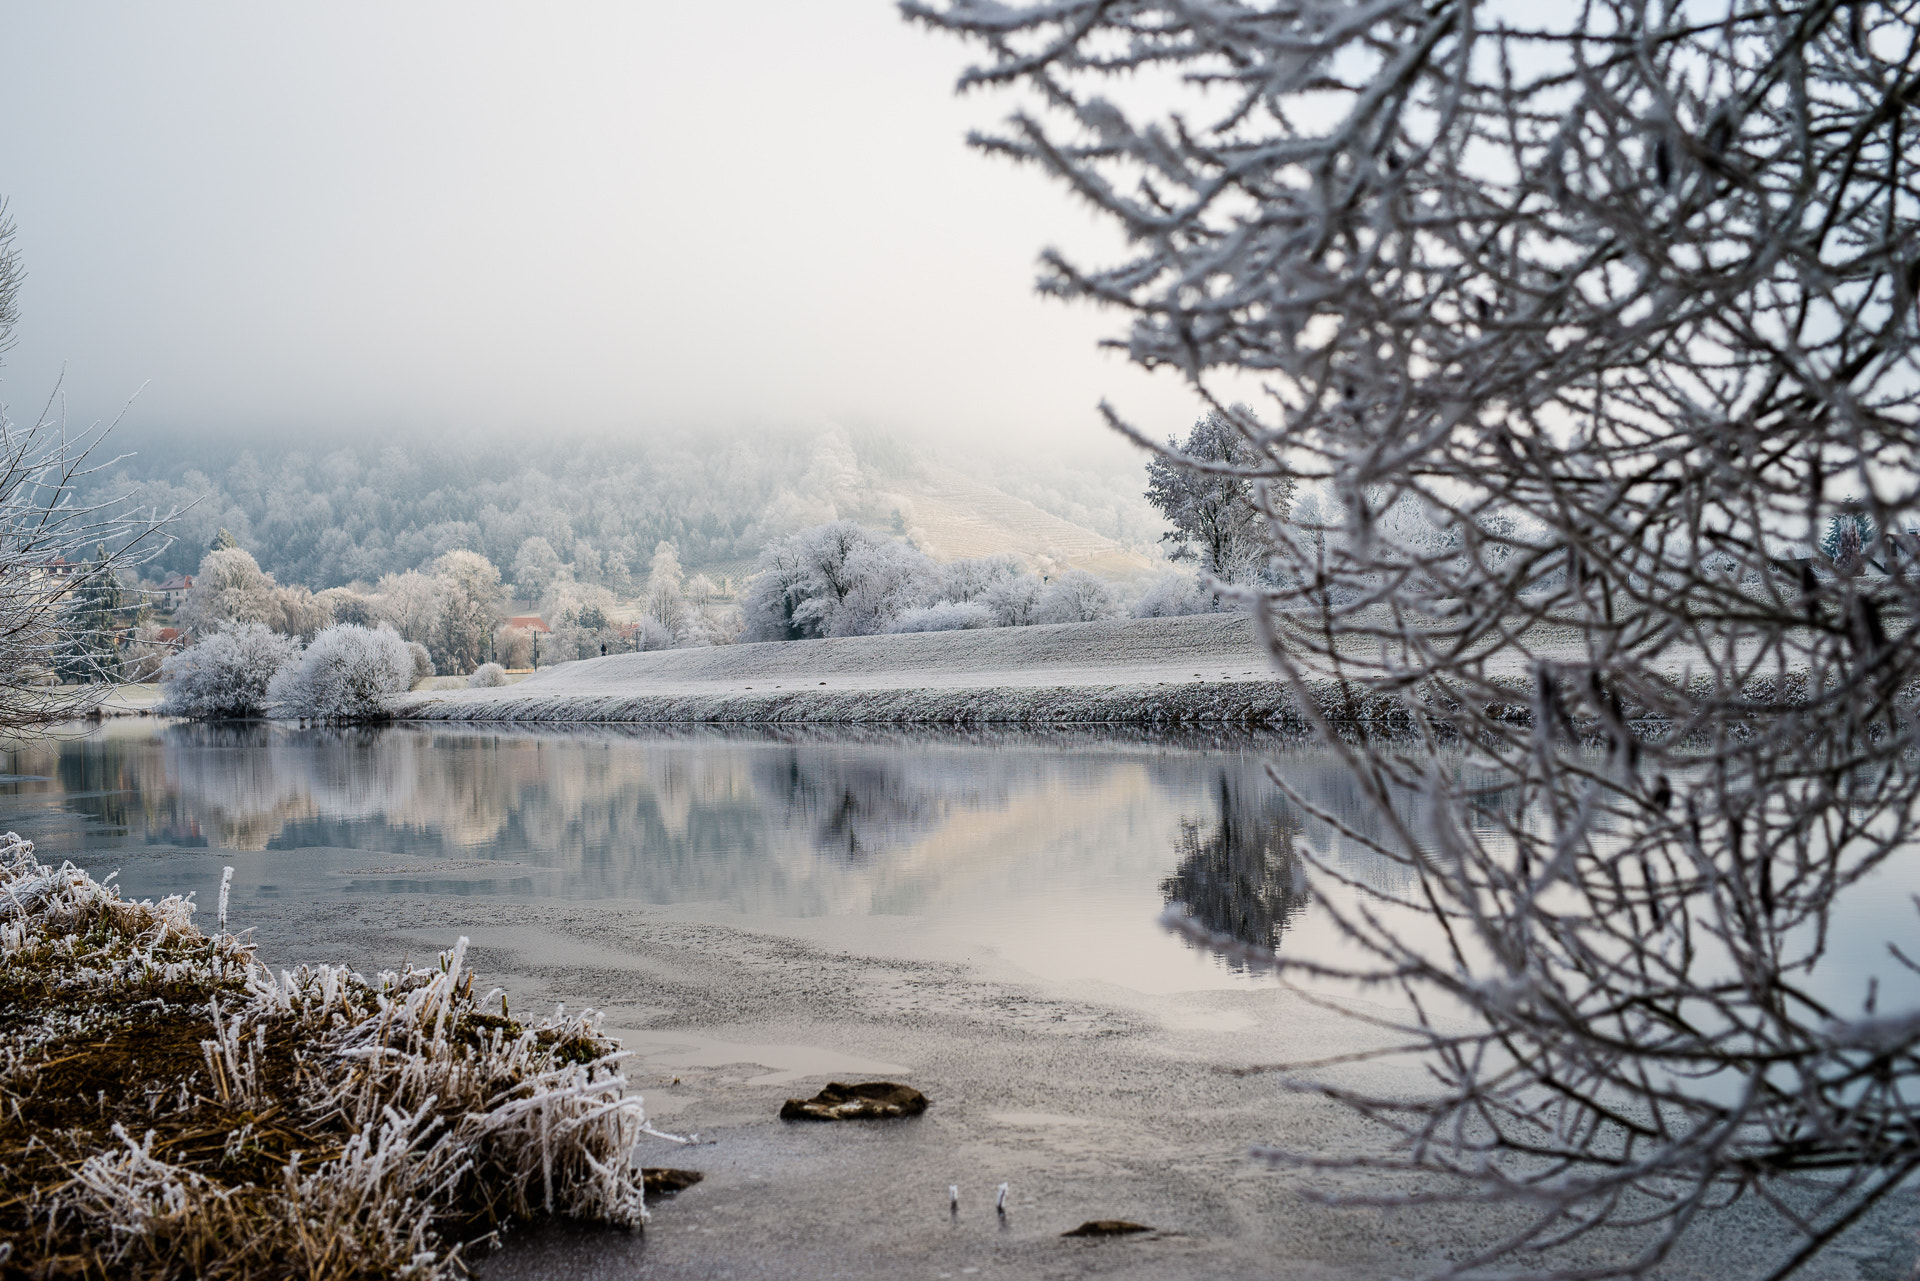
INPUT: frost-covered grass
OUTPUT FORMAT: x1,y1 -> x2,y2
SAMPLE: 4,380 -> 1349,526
0,835 -> 657,1278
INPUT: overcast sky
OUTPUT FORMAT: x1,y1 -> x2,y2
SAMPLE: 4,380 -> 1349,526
0,2 -> 1211,465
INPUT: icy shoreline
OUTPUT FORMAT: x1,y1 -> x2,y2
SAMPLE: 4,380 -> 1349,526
395,614 -> 1325,728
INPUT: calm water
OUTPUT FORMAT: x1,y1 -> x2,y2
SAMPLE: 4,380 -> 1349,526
3,721 -> 1912,1007
0,722 -> 1395,993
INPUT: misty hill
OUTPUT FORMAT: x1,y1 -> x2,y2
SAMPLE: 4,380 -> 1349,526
871,462 -> 1153,579
85,426 -> 1166,594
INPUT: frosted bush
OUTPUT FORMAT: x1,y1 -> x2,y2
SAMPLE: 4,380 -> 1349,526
889,601 -> 994,633
634,616 -> 676,651
981,573 -> 1043,627
467,662 -> 509,688
1033,570 -> 1121,625
937,554 -> 1024,602
267,625 -> 413,722
1132,571 -> 1230,619
406,641 -> 434,684
158,624 -> 300,720
743,521 -> 939,640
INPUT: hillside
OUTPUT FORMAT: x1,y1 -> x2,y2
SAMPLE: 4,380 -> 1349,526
883,464 -> 1157,579
91,427 -> 1165,594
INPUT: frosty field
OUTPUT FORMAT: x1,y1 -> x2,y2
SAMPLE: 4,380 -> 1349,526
399,614 -> 1302,727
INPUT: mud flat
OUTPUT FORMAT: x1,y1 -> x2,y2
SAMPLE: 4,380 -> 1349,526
395,615 -> 1319,728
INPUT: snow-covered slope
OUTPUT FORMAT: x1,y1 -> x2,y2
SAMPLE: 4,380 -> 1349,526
884,465 -> 1157,578
396,614 -> 1309,726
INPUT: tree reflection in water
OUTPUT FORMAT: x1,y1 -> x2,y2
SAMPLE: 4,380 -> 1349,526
1159,775 -> 1308,969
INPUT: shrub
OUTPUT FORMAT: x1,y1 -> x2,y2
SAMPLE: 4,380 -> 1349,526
742,521 -> 937,640
1033,570 -> 1122,624
1132,571 -> 1230,619
467,662 -> 509,688
267,625 -> 413,722
980,573 -> 1043,626
406,641 -> 435,684
158,624 -> 300,719
888,601 -> 994,633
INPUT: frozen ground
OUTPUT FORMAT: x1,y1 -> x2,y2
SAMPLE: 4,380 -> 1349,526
398,615 -> 1306,726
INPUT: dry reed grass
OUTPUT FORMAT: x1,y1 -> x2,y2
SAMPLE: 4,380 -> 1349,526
0,834 -> 654,1279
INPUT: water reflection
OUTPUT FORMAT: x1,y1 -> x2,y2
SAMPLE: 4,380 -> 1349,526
0,722 -> 1437,989
750,750 -> 1015,863
1159,776 -> 1309,968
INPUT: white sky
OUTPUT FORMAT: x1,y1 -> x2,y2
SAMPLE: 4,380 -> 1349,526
0,1 -> 1209,465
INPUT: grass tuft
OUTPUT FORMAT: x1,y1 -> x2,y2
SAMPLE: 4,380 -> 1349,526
0,835 -> 650,1278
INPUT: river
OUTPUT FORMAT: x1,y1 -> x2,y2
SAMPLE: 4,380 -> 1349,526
4,721 -> 1913,1280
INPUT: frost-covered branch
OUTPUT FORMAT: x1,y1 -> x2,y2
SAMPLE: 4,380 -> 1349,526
911,0 -> 1920,1274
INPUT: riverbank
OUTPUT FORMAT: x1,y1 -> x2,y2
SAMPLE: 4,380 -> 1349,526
395,615 -> 1318,727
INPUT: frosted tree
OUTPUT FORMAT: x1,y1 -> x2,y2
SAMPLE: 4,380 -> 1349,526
372,569 -> 445,650
492,624 -> 534,670
835,538 -> 937,635
270,583 -> 333,639
911,0 -> 1920,1275
1145,412 -> 1290,583
937,554 -> 1025,603
313,585 -> 376,628
511,536 -> 563,604
980,571 -> 1044,626
178,547 -> 280,636
541,578 -> 623,660
432,549 -> 503,673
158,623 -> 299,719
742,521 -> 938,640
642,540 -> 689,640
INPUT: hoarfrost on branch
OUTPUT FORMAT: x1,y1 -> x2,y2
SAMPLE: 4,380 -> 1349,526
909,0 -> 1920,1274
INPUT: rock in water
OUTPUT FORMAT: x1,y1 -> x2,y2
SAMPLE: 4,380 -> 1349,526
1063,1220 -> 1153,1237
642,1168 -> 704,1197
779,1081 -> 929,1121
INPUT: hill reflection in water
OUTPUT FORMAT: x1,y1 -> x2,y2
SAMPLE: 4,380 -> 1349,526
0,723 -> 1435,984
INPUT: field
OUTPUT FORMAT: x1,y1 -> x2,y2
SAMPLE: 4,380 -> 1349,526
397,615 -> 1292,726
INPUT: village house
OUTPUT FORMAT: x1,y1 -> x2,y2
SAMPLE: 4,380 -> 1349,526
155,573 -> 193,612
